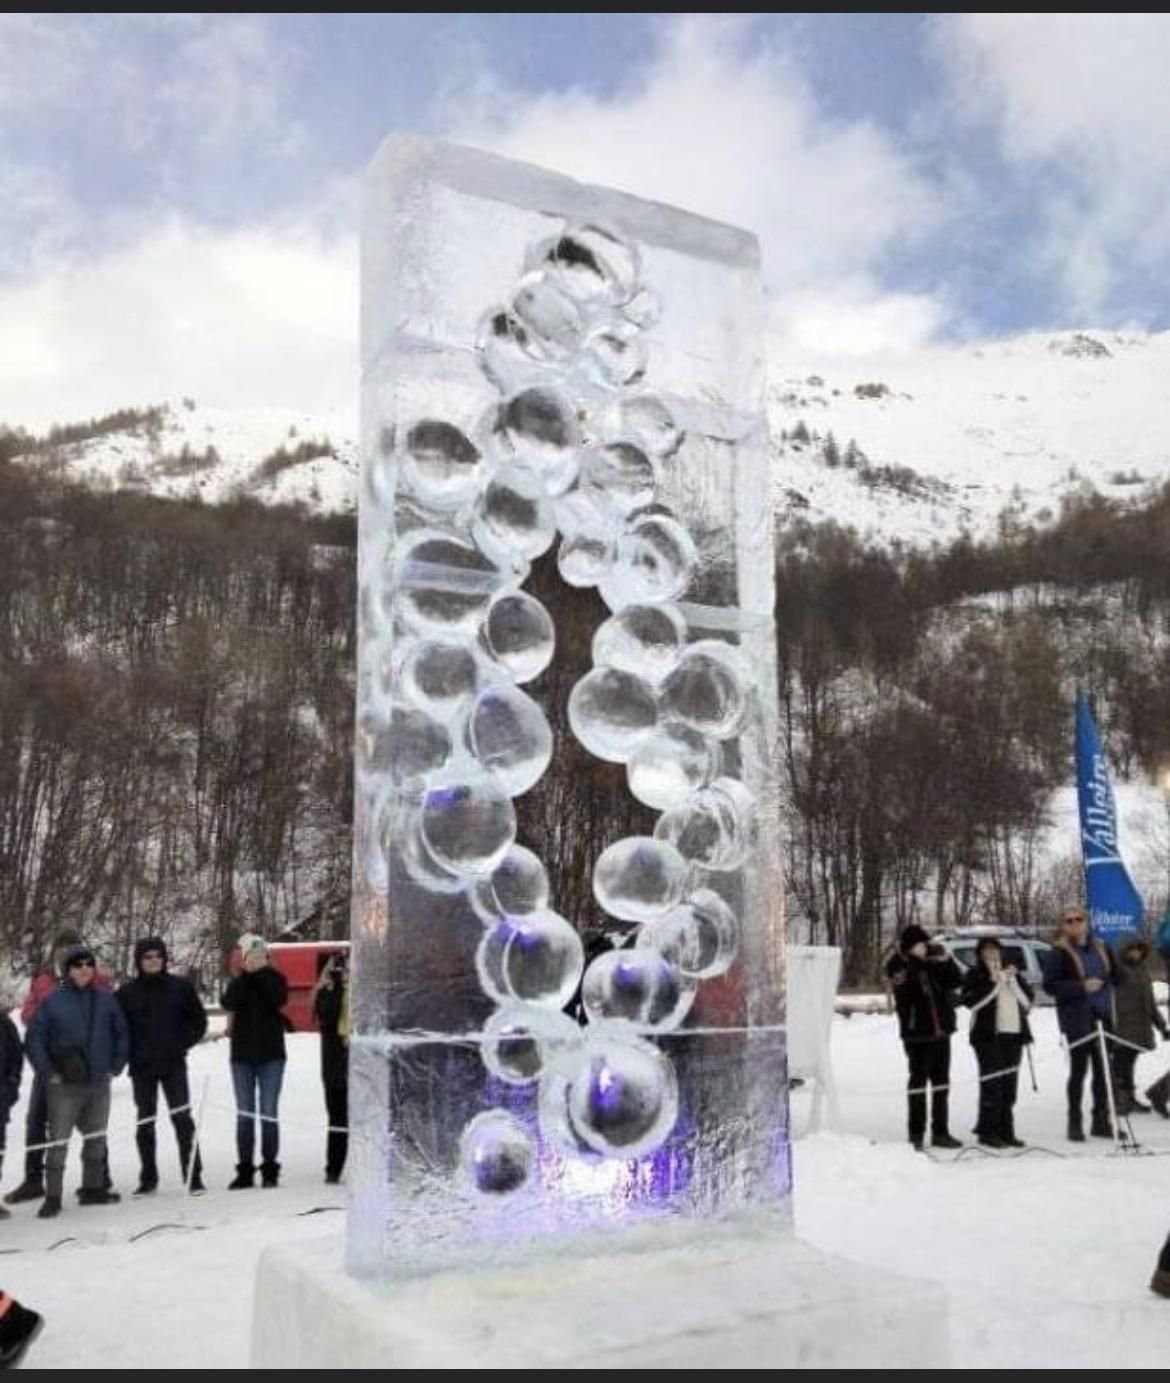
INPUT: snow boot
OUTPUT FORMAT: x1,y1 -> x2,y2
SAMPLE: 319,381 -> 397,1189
1089,1112 -> 1114,1139
228,1164 -> 255,1190
36,1196 -> 61,1220
932,1133 -> 962,1150
977,1135 -> 1005,1149
3,1179 -> 43,1206
1067,1113 -> 1085,1142
260,1161 -> 281,1189
133,1176 -> 158,1197
0,1301 -> 45,1370
1152,1237 -> 1170,1297
77,1189 -> 121,1206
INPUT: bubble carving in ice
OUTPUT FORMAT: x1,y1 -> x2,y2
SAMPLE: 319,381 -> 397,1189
580,948 -> 695,1031
593,836 -> 688,922
400,641 -> 481,720
560,1029 -> 680,1159
475,910 -> 585,1008
378,704 -> 452,785
470,844 -> 550,925
660,641 -> 749,740
706,775 -> 757,870
401,420 -> 486,508
459,1110 -> 533,1195
615,395 -> 683,460
580,320 -> 648,390
494,387 -> 580,494
639,888 -> 740,979
592,603 -> 686,683
420,776 -> 516,876
393,800 -> 466,895
511,272 -> 583,356
555,488 -> 618,589
567,667 -> 658,763
482,592 -> 554,684
472,465 -> 556,564
601,512 -> 697,609
395,531 -> 507,635
481,1004 -> 582,1086
535,224 -> 641,308
468,684 -> 552,797
582,442 -> 657,514
627,724 -> 720,810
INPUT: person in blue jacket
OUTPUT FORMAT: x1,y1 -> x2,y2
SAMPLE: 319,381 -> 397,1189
1042,905 -> 1116,1141
25,943 -> 129,1219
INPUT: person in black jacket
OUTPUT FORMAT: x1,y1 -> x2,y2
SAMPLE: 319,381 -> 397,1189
885,924 -> 963,1150
116,936 -> 209,1196
0,1010 -> 22,1217
221,934 -> 288,1189
313,952 -> 349,1185
960,937 -> 1033,1148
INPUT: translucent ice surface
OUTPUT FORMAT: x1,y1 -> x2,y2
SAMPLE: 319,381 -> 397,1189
351,136 -> 787,1282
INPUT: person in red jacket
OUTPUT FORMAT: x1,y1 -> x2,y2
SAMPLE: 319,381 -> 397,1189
5,929 -> 112,1206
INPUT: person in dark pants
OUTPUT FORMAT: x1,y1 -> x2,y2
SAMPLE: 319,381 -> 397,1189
1042,905 -> 1117,1141
25,944 -> 129,1219
1112,935 -> 1167,1114
0,1012 -> 22,1217
222,934 -> 288,1190
960,937 -> 1033,1148
313,952 -> 349,1185
886,924 -> 964,1151
116,936 -> 209,1196
5,928 -> 112,1206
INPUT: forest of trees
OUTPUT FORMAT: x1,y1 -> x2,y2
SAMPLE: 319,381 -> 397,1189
5,439 -> 1170,989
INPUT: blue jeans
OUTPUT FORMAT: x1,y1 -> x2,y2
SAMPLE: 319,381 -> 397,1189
231,1060 -> 285,1167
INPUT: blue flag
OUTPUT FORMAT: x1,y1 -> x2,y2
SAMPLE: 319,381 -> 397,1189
1075,691 -> 1144,943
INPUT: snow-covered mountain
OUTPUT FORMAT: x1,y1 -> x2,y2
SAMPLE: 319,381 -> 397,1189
12,328 -> 1170,549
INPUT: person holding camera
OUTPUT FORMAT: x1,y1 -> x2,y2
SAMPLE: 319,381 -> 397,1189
886,925 -> 964,1151
1042,906 -> 1116,1141
960,936 -> 1033,1148
313,952 -> 350,1185
222,934 -> 288,1190
25,943 -> 129,1219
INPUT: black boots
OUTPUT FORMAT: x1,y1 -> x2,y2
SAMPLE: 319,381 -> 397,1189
1068,1112 -> 1086,1142
37,1196 -> 61,1219
4,1179 -> 44,1205
228,1164 -> 255,1190
0,1301 -> 44,1369
77,1189 -> 121,1206
932,1133 -> 963,1150
260,1161 -> 280,1189
1090,1112 -> 1114,1139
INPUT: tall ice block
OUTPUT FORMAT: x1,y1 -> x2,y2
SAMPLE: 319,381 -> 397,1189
349,134 -> 788,1280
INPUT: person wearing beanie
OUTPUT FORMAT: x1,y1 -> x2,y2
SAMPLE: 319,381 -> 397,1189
960,937 -> 1033,1148
222,934 -> 288,1189
116,937 -> 209,1196
885,924 -> 964,1150
6,930 -> 112,1206
1042,904 -> 1117,1141
1111,935 -> 1168,1116
25,944 -> 129,1219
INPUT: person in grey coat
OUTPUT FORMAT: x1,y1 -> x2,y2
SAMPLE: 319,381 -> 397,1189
1113,935 -> 1168,1114
25,944 -> 129,1219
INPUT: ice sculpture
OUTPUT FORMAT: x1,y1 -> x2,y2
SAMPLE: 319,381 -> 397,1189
349,135 -> 788,1280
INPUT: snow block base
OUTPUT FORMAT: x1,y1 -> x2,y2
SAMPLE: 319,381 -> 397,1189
251,1231 -> 951,1370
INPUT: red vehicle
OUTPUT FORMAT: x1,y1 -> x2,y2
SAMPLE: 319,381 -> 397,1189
225,940 -> 350,1033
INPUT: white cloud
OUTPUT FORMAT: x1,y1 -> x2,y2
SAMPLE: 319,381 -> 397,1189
445,15 -> 949,355
933,14 -> 1170,318
0,217 -> 356,432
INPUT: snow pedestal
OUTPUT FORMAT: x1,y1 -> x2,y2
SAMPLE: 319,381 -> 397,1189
251,1228 -> 951,1369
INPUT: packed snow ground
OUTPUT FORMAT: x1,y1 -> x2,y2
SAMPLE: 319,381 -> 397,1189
1,1008 -> 1167,1370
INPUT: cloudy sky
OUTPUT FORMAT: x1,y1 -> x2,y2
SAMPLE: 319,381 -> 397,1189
3,12 -> 1170,429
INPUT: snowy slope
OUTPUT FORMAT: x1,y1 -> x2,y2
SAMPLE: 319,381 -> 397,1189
1,1014 -> 1166,1369
14,328 -> 1170,549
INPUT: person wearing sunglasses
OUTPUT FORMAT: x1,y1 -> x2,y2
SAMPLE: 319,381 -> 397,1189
1042,907 -> 1117,1141
24,944 -> 129,1219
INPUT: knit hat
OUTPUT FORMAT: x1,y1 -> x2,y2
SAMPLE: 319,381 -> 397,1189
59,942 -> 97,977
134,935 -> 168,970
238,933 -> 269,958
899,925 -> 931,954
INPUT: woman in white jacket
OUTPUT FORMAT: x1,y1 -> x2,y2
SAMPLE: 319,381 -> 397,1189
960,936 -> 1033,1149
